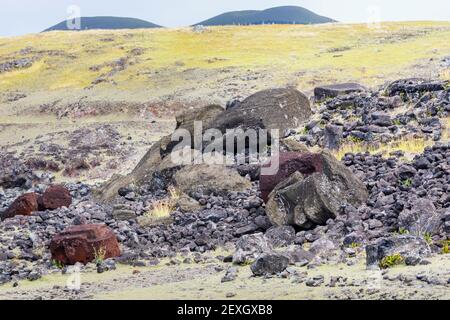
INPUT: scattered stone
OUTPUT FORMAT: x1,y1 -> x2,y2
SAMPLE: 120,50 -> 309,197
283,246 -> 314,265
398,198 -> 443,237
1,193 -> 39,220
264,226 -> 296,247
112,204 -> 136,220
250,253 -> 289,276
137,215 -> 173,228
314,83 -> 366,101
221,266 -> 238,283
323,125 -> 343,150
386,78 -> 445,96
306,275 -> 325,287
27,270 -> 42,281
366,235 -> 431,269
232,233 -> 273,265
39,185 -> 72,210
176,194 -> 203,213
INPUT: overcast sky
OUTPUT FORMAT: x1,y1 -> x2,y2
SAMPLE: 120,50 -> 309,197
1,0 -> 450,37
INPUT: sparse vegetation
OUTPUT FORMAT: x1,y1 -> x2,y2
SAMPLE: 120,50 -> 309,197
302,127 -> 309,135
442,240 -> 450,254
398,227 -> 410,235
424,233 -> 433,245
145,200 -> 174,219
379,253 -> 405,269
1,22 -> 450,95
51,259 -> 65,269
334,136 -> 433,160
401,178 -> 413,188
347,136 -> 364,144
93,246 -> 107,265
349,242 -> 361,248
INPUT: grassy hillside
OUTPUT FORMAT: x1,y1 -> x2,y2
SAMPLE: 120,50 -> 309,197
195,6 -> 335,26
0,21 -> 449,105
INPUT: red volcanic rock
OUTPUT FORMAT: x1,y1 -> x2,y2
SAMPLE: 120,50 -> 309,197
39,185 -> 72,210
1,193 -> 39,220
50,224 -> 121,265
260,152 -> 323,202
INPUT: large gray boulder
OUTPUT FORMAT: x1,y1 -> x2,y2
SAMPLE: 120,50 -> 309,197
232,233 -> 273,265
95,105 -> 225,202
264,226 -> 296,248
160,104 -> 224,157
174,164 -> 251,195
207,88 -> 312,133
265,151 -> 368,229
250,253 -> 289,276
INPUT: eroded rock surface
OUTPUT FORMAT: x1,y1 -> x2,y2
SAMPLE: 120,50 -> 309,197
50,224 -> 121,265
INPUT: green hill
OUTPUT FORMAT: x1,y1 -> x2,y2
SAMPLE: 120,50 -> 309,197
195,6 -> 335,26
44,16 -> 162,32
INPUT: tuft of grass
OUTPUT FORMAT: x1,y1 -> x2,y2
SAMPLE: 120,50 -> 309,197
398,227 -> 410,235
93,246 -> 107,265
145,200 -> 174,218
424,233 -> 433,245
379,253 -> 405,269
347,136 -> 365,144
442,240 -> 450,254
442,117 -> 450,142
349,242 -> 361,248
400,178 -> 413,188
302,127 -> 309,135
52,259 -> 65,269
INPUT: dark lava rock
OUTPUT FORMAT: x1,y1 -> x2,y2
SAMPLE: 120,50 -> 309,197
264,226 -> 296,247
365,235 -> 431,269
398,199 -> 443,236
207,87 -> 312,133
250,253 -> 289,276
323,125 -> 343,150
314,83 -> 366,101
386,78 -> 445,97
371,112 -> 392,127
232,233 -> 273,265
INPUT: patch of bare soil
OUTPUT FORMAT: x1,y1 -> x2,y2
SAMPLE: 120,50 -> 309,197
0,255 -> 448,300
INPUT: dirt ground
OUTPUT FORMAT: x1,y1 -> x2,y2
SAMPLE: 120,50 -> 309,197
0,252 -> 448,300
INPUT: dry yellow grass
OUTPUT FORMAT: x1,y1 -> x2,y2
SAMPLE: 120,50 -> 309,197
167,185 -> 181,201
443,117 -> 450,141
1,21 -> 450,94
333,136 -> 434,160
145,200 -> 174,219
